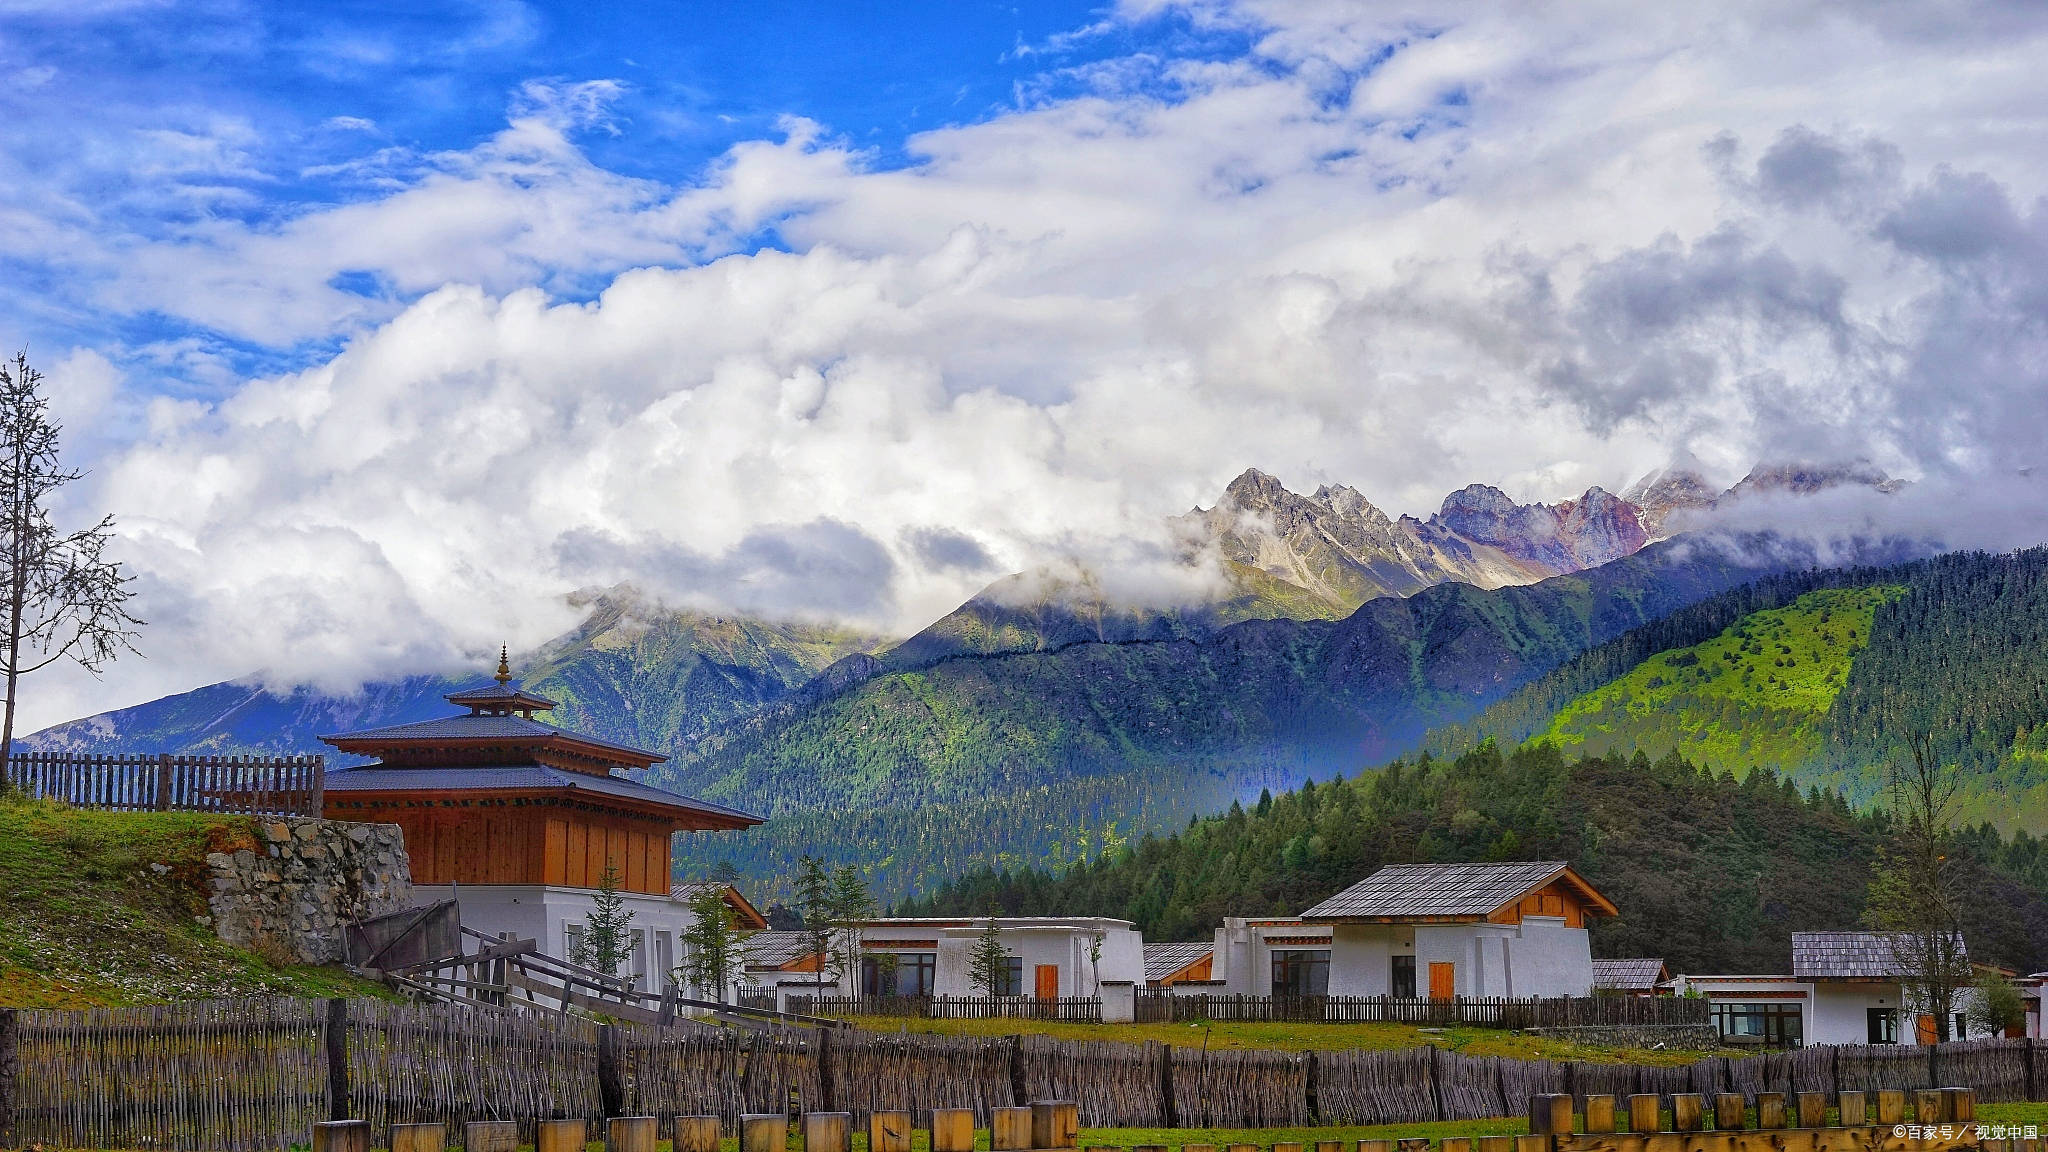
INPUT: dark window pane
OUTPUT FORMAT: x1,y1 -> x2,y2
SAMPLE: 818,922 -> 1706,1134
1391,955 -> 1416,998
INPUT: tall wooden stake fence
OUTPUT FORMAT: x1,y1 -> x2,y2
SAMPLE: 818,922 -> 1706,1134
7,999 -> 2048,1151
2,752 -> 325,817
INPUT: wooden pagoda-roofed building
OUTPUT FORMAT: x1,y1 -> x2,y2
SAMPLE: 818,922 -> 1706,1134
320,650 -> 762,988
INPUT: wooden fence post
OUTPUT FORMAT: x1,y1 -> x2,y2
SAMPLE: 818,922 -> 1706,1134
324,997 -> 350,1122
1006,1034 -> 1027,1106
929,1109 -> 974,1152
1304,1050 -> 1321,1124
1428,1043 -> 1447,1121
0,1007 -> 16,1150
1147,1040 -> 1177,1128
597,1024 -> 625,1118
869,1110 -> 913,1152
313,1120 -> 371,1152
815,1026 -> 836,1113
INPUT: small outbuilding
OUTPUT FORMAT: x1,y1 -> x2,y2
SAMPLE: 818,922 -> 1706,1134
1299,860 -> 1617,999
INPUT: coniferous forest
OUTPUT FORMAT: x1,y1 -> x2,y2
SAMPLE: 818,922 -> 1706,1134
901,741 -> 2048,973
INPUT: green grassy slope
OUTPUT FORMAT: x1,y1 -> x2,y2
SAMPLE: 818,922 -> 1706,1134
0,796 -> 387,1008
1535,586 -> 1902,776
1421,548 -> 2048,833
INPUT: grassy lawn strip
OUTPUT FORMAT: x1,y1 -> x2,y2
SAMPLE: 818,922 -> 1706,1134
835,1015 -> 1740,1065
41,1105 -> 2048,1152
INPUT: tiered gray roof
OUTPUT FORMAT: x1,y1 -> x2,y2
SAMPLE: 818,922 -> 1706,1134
1301,861 -> 1581,921
1144,941 -> 1214,982
445,679 -> 559,711
1792,931 -> 1966,979
1592,958 -> 1669,990
323,763 -> 755,822
321,711 -> 663,760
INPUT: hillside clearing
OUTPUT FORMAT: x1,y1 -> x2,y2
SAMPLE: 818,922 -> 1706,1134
1538,586 -> 1902,776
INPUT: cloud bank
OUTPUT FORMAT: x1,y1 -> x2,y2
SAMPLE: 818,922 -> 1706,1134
14,0 -> 2048,727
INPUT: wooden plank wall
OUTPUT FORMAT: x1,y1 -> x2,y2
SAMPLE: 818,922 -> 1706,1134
337,804 -> 671,894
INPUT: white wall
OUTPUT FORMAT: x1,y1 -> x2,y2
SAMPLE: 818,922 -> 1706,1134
421,883 -> 710,997
1811,982 -> 1898,1045
857,919 -> 1140,997
1325,918 -> 1593,998
1504,917 -> 1595,997
1328,924 -> 1397,996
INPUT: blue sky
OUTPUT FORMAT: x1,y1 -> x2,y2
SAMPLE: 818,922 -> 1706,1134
7,0 -> 2048,726
2,1 -> 1253,389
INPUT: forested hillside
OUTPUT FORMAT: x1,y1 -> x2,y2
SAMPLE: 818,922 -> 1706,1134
900,741 -> 2048,974
1534,585 -> 1901,775
667,535 -> 1816,897
1424,549 -> 2048,827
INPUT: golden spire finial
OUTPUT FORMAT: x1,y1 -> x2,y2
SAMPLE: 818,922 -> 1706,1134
495,644 -> 512,685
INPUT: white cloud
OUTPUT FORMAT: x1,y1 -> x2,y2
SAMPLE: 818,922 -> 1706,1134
18,0 -> 2048,728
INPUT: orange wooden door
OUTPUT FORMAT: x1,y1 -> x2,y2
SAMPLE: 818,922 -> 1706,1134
1034,964 -> 1060,1000
1427,961 -> 1456,1000
1915,1014 -> 1938,1044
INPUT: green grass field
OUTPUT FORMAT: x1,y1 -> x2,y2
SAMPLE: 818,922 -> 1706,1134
43,1099 -> 2048,1152
1537,586 -> 1903,777
833,1014 -> 1741,1065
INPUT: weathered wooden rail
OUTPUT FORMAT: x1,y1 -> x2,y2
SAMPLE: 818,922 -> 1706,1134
9,998 -> 2048,1151
1135,993 -> 1710,1028
2,751 -> 325,817
797,994 -> 1106,1022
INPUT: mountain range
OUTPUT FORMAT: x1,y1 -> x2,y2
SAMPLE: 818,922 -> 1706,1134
26,460 -> 1924,898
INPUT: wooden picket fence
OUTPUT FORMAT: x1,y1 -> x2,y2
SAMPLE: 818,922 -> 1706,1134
1135,992 -> 1710,1028
796,995 -> 1105,1022
8,998 -> 2048,1150
2,751 -> 325,817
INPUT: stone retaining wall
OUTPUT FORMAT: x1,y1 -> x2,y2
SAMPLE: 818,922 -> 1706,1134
1527,1022 -> 1724,1050
204,817 -> 413,965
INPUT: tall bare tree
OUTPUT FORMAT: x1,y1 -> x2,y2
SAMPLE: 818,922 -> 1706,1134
1865,731 -> 1973,1042
0,351 -> 141,770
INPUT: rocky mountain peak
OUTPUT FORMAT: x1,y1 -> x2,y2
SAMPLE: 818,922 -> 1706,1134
1731,460 -> 1904,497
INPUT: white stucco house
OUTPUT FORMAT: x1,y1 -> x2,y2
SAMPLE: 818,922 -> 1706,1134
743,916 -> 1146,1014
1669,931 -> 1985,1047
1297,861 -> 1618,998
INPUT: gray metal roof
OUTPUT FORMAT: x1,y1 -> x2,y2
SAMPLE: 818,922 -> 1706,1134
322,763 -> 759,824
1592,958 -> 1668,990
320,712 -> 666,762
744,931 -> 819,969
1300,861 -> 1582,921
1144,941 -> 1214,982
1792,931 -> 1967,979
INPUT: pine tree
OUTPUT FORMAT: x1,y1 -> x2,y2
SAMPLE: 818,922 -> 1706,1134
677,887 -> 752,1003
967,908 -> 1011,996
572,860 -> 636,978
830,865 -> 877,996
794,855 -> 836,993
